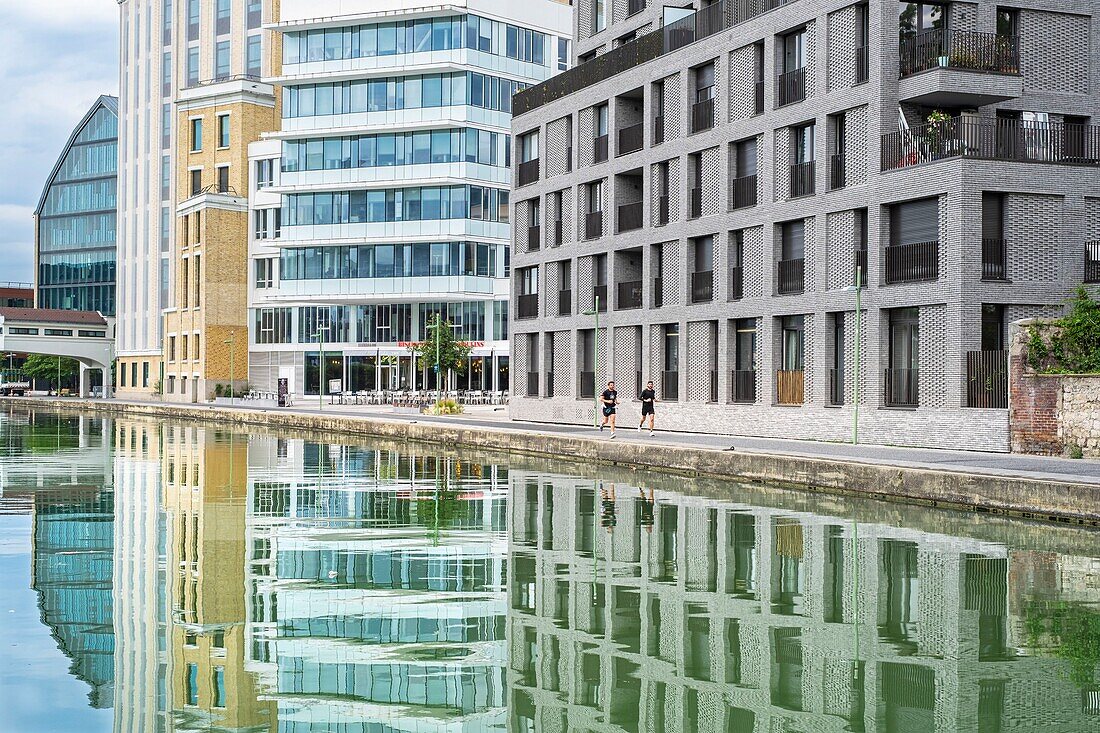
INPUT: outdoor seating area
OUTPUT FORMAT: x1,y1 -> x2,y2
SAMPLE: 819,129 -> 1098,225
326,390 -> 509,407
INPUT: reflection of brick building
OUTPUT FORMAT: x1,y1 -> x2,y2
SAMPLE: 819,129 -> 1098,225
506,472 -> 1097,732
1,283 -> 33,308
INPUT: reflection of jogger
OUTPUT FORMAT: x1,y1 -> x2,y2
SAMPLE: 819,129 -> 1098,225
600,484 -> 617,531
599,381 -> 618,437
638,380 -> 657,436
636,487 -> 655,532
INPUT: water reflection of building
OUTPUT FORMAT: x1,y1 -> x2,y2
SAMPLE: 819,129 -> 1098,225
243,438 -> 509,731
506,474 -> 1098,732
161,424 -> 274,731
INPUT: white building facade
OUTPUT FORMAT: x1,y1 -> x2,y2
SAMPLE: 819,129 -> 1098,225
247,0 -> 573,397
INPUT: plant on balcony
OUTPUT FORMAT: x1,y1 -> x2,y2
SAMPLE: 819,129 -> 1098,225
924,109 -> 956,158
1026,287 -> 1100,374
948,48 -> 980,69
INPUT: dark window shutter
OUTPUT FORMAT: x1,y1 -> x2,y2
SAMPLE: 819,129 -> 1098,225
891,197 -> 939,246
782,220 -> 805,259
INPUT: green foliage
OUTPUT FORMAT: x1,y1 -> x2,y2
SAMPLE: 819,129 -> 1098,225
1024,599 -> 1100,690
151,379 -> 162,396
21,354 -> 78,386
1027,287 -> 1100,374
428,398 -> 464,415
1068,444 -> 1084,460
413,316 -> 472,376
215,383 -> 225,397
216,383 -> 250,398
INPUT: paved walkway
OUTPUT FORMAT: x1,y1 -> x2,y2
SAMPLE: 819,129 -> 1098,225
67,396 -> 1100,487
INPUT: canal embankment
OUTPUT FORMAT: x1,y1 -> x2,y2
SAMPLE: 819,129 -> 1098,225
5,395 -> 1100,525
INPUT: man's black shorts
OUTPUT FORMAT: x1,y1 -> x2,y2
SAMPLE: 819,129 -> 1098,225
641,404 -> 655,417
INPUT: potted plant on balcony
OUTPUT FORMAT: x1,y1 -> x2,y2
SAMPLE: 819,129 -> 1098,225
924,109 -> 957,159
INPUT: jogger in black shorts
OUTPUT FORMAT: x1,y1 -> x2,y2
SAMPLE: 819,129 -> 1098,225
600,381 -> 618,437
638,380 -> 656,435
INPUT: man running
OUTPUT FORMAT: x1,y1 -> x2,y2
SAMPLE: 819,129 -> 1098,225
638,380 -> 657,435
599,380 -> 618,437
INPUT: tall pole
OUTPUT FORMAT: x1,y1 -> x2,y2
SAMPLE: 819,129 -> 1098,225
853,265 -> 862,445
435,316 -> 441,390
593,296 -> 600,428
318,327 -> 325,411
228,331 -> 235,405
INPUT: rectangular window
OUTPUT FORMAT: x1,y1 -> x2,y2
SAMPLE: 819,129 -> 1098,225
217,166 -> 229,193
168,336 -> 176,362
193,254 -> 202,307
215,40 -> 231,80
218,114 -> 230,148
187,0 -> 199,42
256,159 -> 274,188
162,52 -> 172,95
216,0 -> 231,35
185,663 -> 198,705
190,169 -> 202,195
190,118 -> 202,151
187,46 -> 199,86
142,362 -> 150,388
247,34 -> 262,77
255,258 -> 274,288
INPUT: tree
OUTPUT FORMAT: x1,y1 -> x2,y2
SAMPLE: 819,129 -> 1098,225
22,354 -> 79,391
412,316 -> 472,384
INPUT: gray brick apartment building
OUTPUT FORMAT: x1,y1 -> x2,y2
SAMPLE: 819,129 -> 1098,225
508,0 -> 1100,451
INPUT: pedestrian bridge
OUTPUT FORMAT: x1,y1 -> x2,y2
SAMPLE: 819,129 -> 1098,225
0,308 -> 114,397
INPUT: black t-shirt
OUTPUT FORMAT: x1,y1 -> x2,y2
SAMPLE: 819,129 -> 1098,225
601,389 -> 617,404
640,388 -> 655,404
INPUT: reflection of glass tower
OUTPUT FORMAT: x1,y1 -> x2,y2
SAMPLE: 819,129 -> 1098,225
244,438 -> 509,731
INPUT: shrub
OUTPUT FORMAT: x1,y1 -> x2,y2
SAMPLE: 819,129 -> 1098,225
1027,287 -> 1100,374
215,384 -> 225,397
428,398 -> 464,415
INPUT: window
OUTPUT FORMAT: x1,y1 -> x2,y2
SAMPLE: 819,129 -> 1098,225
519,130 -> 539,163
162,52 -> 172,95
830,113 -> 846,189
735,319 -> 756,372
187,0 -> 199,41
142,361 -> 150,388
187,46 -> 199,86
215,40 -> 231,80
557,37 -> 570,71
217,166 -> 229,193
996,7 -> 1018,37
216,0 -> 231,35
899,2 -> 946,41
185,663 -> 198,705
190,118 -> 202,151
587,180 -> 603,214
887,308 -> 920,406
792,122 -> 815,164
218,114 -> 230,148
662,323 -> 679,400
168,336 -> 176,362
247,0 -> 262,29
781,29 -> 807,74
255,307 -> 293,344
256,159 -> 274,188
190,169 -> 202,196
593,0 -> 606,34
247,34 -> 262,77
212,667 -> 226,708
193,254 -> 202,306
255,258 -> 274,288
781,316 -> 804,371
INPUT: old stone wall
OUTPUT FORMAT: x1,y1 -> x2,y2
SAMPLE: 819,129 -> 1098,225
1060,377 -> 1100,456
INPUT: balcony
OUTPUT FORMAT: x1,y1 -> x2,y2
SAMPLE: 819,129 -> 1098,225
731,370 -> 756,403
691,97 -> 715,134
790,161 -> 815,198
981,238 -> 1007,281
527,225 -> 541,252
855,44 -> 869,84
776,67 -> 806,107
966,350 -> 1007,408
661,371 -> 679,401
653,115 -> 665,145
517,158 -> 540,187
558,288 -> 571,316
579,372 -> 595,399
776,370 -> 804,405
777,258 -> 804,295
885,368 -> 919,408
898,30 -> 1022,106
690,270 -> 713,303
885,241 -> 938,284
553,219 -> 564,246
594,134 -> 609,163
731,174 -> 757,209
728,266 -> 743,301
828,369 -> 844,406
829,153 -> 846,190
689,187 -> 702,218
627,0 -> 646,17
618,123 -> 644,156
585,211 -> 604,240
653,277 -> 663,308
754,79 -> 764,115
517,293 -> 539,319
593,285 -> 608,311
1085,242 -> 1100,283
616,280 -> 643,310
526,371 -> 539,397
656,194 -> 670,226
618,201 -> 643,233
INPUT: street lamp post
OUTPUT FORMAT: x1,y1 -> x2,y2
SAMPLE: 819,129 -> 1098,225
582,295 -> 601,428
314,325 -> 327,411
223,331 -> 236,405
852,266 -> 862,445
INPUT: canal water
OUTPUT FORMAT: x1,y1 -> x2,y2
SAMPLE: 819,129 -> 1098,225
0,408 -> 1097,732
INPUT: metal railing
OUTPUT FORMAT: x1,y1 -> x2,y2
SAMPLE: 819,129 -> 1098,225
777,258 -> 805,295
617,280 -> 643,310
554,219 -> 564,246
593,285 -> 608,311
689,187 -> 703,218
776,67 -> 806,107
579,372 -> 595,398
754,79 -> 765,114
527,225 -> 541,252
729,266 -> 744,301
776,370 -> 804,405
855,44 -> 869,83
517,293 -> 539,319
899,29 -> 1020,78
558,289 -> 571,316
885,241 -> 939,284
618,123 -> 644,155
830,153 -> 846,190
828,368 -> 844,406
653,277 -> 663,308
661,371 -> 679,401
731,174 -> 757,209
691,270 -> 713,303
982,238 -> 1007,281
1086,241 -> 1100,283
517,158 -> 540,187
882,117 -> 1100,171
566,146 -> 573,172
709,370 -> 719,403
526,371 -> 539,397
885,368 -> 919,407
966,350 -> 1007,408
654,115 -> 665,145
790,161 -> 815,198
618,201 -> 643,232
691,97 -> 715,134
594,134 -> 609,163
854,248 -> 868,286
731,370 -> 756,403
545,371 -> 555,398
585,211 -> 604,240
657,194 -> 670,226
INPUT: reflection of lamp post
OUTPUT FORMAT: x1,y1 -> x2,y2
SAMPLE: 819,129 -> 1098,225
314,324 -> 328,411
223,331 -> 236,405
844,266 -> 863,444
582,295 -> 601,428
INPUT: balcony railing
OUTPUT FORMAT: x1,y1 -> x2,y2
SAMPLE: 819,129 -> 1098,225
594,134 -> 609,163
585,210 -> 604,240
776,67 -> 806,107
899,29 -> 1020,78
966,350 -> 1007,408
731,370 -> 756,403
616,280 -> 643,310
754,79 -> 765,114
689,187 -> 703,218
553,219 -> 564,246
545,371 -> 555,398
691,97 -> 715,134
790,161 -> 815,198
731,174 -> 757,209
661,371 -> 679,401
517,293 -> 539,319
885,368 -> 919,407
885,241 -> 938,284
855,44 -> 869,84
854,248 -> 868,286
566,146 -> 573,172
579,372 -> 595,399
777,258 -> 805,295
882,117 -> 1100,171
593,285 -> 608,311
654,115 -> 665,145
627,0 -> 646,17
618,123 -> 644,155
691,270 -> 714,303
1085,241 -> 1100,283
558,289 -> 571,316
828,368 -> 844,406
830,153 -> 846,190
527,225 -> 541,252
526,371 -> 539,397
728,266 -> 743,301
653,277 -> 663,308
657,194 -> 670,226
517,158 -> 540,187
982,238 -> 1007,281
708,369 -> 719,403
776,370 -> 804,405
618,201 -> 643,232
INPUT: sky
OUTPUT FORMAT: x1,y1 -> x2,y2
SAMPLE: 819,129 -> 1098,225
0,2 -> 119,285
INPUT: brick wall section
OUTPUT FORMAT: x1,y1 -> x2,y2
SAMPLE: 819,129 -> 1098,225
1008,328 -> 1061,454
